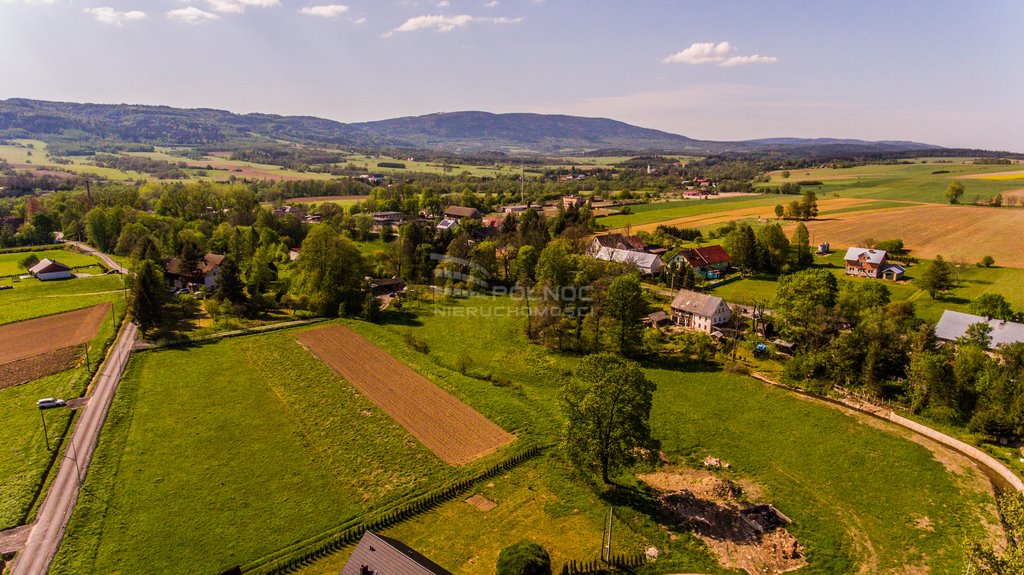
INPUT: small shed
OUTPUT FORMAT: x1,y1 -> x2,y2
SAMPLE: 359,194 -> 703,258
773,339 -> 796,355
643,310 -> 669,327
29,258 -> 73,281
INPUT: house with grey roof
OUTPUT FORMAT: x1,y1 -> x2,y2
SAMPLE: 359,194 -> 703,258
592,246 -> 664,275
341,531 -> 453,575
843,247 -> 904,280
934,310 -> 1024,349
28,258 -> 73,281
670,289 -> 731,334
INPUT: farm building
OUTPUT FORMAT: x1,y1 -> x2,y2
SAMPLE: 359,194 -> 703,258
587,233 -> 646,256
934,310 -> 1024,349
562,194 -> 587,209
667,245 -> 732,279
499,203 -> 541,214
670,289 -> 732,334
843,247 -> 905,280
592,246 -> 664,275
165,253 -> 225,290
443,206 -> 483,221
644,310 -> 670,327
341,531 -> 453,575
28,258 -> 73,281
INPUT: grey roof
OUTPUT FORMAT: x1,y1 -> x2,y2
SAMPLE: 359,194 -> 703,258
444,206 -> 482,219
935,310 -> 1024,349
341,532 -> 453,575
593,246 -> 663,273
29,258 -> 71,274
671,289 -> 725,317
844,247 -> 887,265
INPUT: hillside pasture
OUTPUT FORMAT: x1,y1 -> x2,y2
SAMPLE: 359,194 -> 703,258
0,248 -> 100,277
296,325 -> 516,465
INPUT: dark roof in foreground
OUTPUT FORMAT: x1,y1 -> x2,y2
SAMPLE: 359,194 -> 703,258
934,310 -> 1024,349
341,532 -> 454,575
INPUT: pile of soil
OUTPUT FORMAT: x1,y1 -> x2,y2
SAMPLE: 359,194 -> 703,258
640,469 -> 806,575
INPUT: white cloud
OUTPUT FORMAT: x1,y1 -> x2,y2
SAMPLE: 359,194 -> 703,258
436,0 -> 450,7
84,7 -> 146,26
181,0 -> 280,15
385,13 -> 522,36
662,41 -> 777,67
0,0 -> 57,4
484,1 -> 499,6
353,16 -> 365,24
299,4 -> 349,18
167,6 -> 220,23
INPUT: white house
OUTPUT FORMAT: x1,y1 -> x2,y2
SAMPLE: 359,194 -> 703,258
592,246 -> 663,275
670,289 -> 732,334
29,258 -> 73,281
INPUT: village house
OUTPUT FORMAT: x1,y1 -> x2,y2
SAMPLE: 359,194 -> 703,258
29,258 -> 73,281
670,289 -> 732,334
341,531 -> 454,575
843,247 -> 905,280
667,245 -> 732,279
165,253 -> 225,290
934,310 -> 1024,350
587,233 -> 646,256
499,204 -> 540,215
437,205 -> 483,231
591,246 -> 664,275
273,205 -> 305,219
371,211 -> 407,232
562,194 -> 587,209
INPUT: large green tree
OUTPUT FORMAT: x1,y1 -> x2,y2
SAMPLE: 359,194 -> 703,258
558,353 -> 656,483
792,222 -> 813,267
293,224 -> 367,316
605,273 -> 645,357
496,541 -> 552,575
945,180 -> 965,204
918,255 -> 956,299
129,259 -> 166,336
970,293 -> 1017,321
771,268 -> 839,347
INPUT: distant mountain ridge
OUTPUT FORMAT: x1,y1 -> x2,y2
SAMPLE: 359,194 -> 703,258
0,98 -> 944,155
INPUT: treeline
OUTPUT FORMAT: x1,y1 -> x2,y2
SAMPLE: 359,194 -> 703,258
92,154 -> 186,179
230,146 -> 346,170
774,268 -> 1024,439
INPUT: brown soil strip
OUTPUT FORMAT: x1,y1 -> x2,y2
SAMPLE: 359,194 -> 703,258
0,303 -> 110,365
0,345 -> 81,389
296,325 -> 515,466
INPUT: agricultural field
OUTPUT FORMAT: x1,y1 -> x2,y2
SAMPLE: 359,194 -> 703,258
271,194 -> 366,209
765,159 -> 1024,203
296,325 -> 516,465
0,303 -> 111,386
0,139 -> 146,181
0,248 -> 102,277
599,194 -> 783,230
0,298 -> 123,530
0,274 -> 125,325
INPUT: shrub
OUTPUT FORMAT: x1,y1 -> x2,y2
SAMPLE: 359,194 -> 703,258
496,541 -> 552,575
980,255 -> 995,268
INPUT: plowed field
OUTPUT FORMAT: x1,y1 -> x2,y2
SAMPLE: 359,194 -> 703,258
0,346 -> 81,389
296,325 -> 515,465
0,303 -> 110,365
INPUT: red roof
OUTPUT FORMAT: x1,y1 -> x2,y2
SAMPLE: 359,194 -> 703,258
679,245 -> 731,268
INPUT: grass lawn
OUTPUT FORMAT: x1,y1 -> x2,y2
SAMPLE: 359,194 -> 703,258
0,297 -> 124,530
599,195 -> 780,229
0,248 -> 101,277
0,275 -> 125,325
50,329 -> 481,575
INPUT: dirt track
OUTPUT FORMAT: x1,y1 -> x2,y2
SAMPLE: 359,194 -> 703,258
0,303 -> 110,365
296,325 -> 515,466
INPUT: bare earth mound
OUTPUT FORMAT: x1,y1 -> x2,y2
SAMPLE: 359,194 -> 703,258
0,345 -> 82,389
640,468 -> 806,575
0,303 -> 110,365
296,325 -> 515,466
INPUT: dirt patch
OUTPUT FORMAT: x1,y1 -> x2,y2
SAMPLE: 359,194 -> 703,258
0,303 -> 110,365
466,494 -> 496,511
640,469 -> 806,575
295,325 -> 515,466
912,514 -> 934,532
0,345 -> 82,389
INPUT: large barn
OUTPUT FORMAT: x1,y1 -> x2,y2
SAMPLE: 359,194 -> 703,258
28,258 -> 73,281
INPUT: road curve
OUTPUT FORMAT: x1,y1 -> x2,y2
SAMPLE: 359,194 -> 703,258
62,239 -> 128,274
10,319 -> 138,574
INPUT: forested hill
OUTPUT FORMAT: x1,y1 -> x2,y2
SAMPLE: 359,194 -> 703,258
0,98 -> 943,155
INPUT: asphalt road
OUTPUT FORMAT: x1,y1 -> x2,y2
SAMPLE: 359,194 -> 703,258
10,242 -> 135,575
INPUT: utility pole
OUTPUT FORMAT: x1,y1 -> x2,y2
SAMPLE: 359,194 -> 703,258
84,342 -> 91,372
520,158 -> 525,205
602,506 -> 613,563
39,408 -> 50,451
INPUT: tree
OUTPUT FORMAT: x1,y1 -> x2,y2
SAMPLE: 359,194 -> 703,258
558,354 -> 656,483
800,189 -> 818,219
792,222 -> 813,267
217,256 -> 247,305
917,255 -> 955,299
724,224 -> 757,274
18,253 -> 39,271
178,235 -> 205,285
755,223 -> 790,273
129,259 -> 166,336
293,224 -> 367,316
774,204 -> 784,219
980,255 -> 995,268
945,180 -> 965,204
970,293 -> 1016,321
496,541 -> 552,575
771,269 -> 839,347
605,273 -> 645,356
958,322 -> 993,349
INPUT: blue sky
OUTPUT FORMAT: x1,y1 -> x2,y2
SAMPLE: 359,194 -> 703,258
1,0 -> 1021,150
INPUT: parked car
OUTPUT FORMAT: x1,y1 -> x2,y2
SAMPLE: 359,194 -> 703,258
37,398 -> 66,409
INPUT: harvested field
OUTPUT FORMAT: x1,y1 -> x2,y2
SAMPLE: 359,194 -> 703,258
0,303 -> 110,365
296,325 -> 515,465
0,346 -> 81,389
958,169 -> 1024,180
784,204 -> 1024,267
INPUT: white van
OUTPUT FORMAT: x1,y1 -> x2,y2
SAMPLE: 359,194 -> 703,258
36,398 -> 66,409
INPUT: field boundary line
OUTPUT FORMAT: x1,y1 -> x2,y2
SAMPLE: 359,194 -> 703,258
236,444 -> 548,575
139,318 -> 326,351
749,372 -> 1024,492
